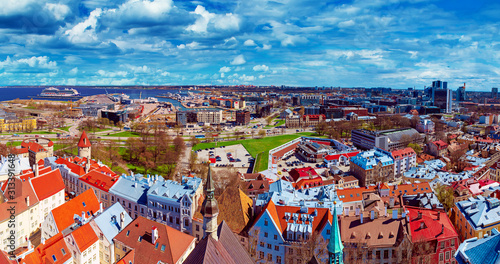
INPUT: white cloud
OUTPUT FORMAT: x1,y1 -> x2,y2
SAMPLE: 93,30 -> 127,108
123,64 -> 149,73
186,41 -> 200,49
113,0 -> 174,21
262,44 -> 272,50
220,73 -> 225,78
304,61 -> 328,67
187,5 -> 240,33
0,56 -> 57,69
177,44 -> 186,49
239,74 -> 255,81
253,65 -> 269,72
69,67 -> 78,75
44,3 -> 71,21
244,39 -> 257,46
65,8 -> 102,44
258,75 -> 265,79
219,66 -> 231,73
230,54 -> 246,65
338,20 -> 355,28
97,70 -> 128,77
0,0 -> 37,16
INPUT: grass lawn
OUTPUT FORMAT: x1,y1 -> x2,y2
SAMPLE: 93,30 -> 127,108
263,119 -> 286,129
58,126 -> 71,132
104,131 -> 141,137
80,127 -> 112,133
6,141 -> 22,147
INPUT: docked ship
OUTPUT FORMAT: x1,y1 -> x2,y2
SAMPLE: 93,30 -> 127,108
30,87 -> 83,100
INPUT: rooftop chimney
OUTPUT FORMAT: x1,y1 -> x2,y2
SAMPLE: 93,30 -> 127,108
99,203 -> 103,213
152,226 -> 158,244
420,222 -> 425,229
25,196 -> 30,207
417,211 -> 422,220
441,224 -> 444,234
81,211 -> 86,222
85,162 -> 90,173
34,163 -> 39,177
437,212 -> 441,221
120,212 -> 125,229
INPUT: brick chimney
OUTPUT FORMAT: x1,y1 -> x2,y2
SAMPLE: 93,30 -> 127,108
437,211 -> 441,221
120,212 -> 125,229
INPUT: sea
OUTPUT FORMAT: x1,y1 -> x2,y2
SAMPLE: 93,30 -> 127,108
0,87 -> 186,110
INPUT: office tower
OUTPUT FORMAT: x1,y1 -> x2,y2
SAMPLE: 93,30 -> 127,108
493,87 -> 498,98
431,80 -> 451,113
456,83 -> 466,102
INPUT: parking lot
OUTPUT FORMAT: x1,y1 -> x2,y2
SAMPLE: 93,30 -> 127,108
196,144 -> 254,172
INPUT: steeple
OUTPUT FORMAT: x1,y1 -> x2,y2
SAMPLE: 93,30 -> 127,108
328,202 -> 344,264
201,162 -> 219,240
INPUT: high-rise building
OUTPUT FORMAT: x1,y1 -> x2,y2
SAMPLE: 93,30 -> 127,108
493,87 -> 499,98
456,83 -> 466,102
431,80 -> 452,113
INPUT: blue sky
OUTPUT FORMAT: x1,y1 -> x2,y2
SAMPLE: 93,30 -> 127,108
0,0 -> 499,90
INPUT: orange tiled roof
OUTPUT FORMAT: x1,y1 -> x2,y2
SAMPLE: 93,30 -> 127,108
51,189 -> 100,232
20,233 -> 72,264
406,207 -> 458,243
30,168 -> 65,201
71,223 -> 98,252
391,147 -> 416,159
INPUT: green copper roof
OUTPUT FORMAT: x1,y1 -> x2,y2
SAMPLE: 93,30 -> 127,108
328,205 -> 344,254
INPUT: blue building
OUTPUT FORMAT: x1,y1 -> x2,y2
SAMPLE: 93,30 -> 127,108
350,148 -> 395,186
455,228 -> 500,264
147,176 -> 203,235
108,173 -> 154,219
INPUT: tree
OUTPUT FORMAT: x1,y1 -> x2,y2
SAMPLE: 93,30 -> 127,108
298,106 -> 305,116
258,129 -> 266,138
410,115 -> 420,129
117,121 -> 125,131
435,183 -> 455,211
408,143 -> 422,155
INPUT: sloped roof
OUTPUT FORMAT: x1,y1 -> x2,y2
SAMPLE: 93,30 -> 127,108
406,207 -> 458,243
80,170 -> 119,192
391,147 -> 416,159
77,131 -> 91,148
71,223 -> 98,252
0,178 -> 39,222
456,229 -> 500,264
30,168 -> 65,201
113,216 -> 195,264
216,187 -> 253,234
183,221 -> 254,264
51,189 -> 100,232
93,203 -> 133,243
19,233 -> 72,264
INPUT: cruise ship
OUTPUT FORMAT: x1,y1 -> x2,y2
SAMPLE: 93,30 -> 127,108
31,87 -> 83,100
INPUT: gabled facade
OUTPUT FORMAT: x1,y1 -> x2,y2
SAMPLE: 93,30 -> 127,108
42,189 -> 100,241
89,203 -> 133,264
391,147 -> 417,178
249,200 -> 334,264
29,168 -> 66,226
19,233 -> 73,264
64,223 -> 99,264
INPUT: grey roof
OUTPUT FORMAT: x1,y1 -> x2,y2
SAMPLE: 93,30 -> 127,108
109,174 -> 154,205
93,203 -> 133,243
147,176 -> 202,202
379,128 -> 421,143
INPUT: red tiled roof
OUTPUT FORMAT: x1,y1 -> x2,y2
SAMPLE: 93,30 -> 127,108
406,207 -> 458,242
432,140 -> 448,150
77,131 -> 91,148
71,223 -> 98,252
21,141 -> 46,153
295,177 -> 323,190
0,178 -> 39,222
288,167 -> 318,182
391,147 -> 416,159
80,170 -> 119,192
30,168 -> 65,201
51,189 -> 100,232
20,233 -> 72,264
54,157 -> 86,176
324,151 -> 360,161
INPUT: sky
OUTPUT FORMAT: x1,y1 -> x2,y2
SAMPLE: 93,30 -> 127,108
0,0 -> 499,90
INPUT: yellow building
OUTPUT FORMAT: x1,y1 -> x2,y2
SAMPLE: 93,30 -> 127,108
451,196 -> 500,241
0,117 -> 36,132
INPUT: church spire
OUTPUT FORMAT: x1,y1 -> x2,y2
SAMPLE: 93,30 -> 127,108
328,202 -> 344,264
201,162 -> 219,240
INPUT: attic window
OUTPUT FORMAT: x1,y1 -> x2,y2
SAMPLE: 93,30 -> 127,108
138,236 -> 142,242
161,245 -> 166,252
61,248 -> 66,255
155,242 -> 159,249
126,230 -> 130,236
52,255 -> 57,262
82,202 -> 86,207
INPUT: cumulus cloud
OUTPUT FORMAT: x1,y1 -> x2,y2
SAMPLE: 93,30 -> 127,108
44,3 -> 71,21
230,54 -> 246,65
239,74 -> 255,81
244,39 -> 257,46
253,65 -> 269,72
0,56 -> 57,69
219,66 -> 231,73
187,5 -> 240,33
64,8 -> 102,44
69,67 -> 78,75
262,44 -> 272,50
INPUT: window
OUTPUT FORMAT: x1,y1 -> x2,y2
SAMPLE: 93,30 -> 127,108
275,245 -> 279,251
384,250 -> 389,259
288,248 -> 293,254
138,236 -> 142,242
61,248 -> 66,255
274,235 -> 277,240
267,244 -> 271,249
376,251 -> 381,259
170,216 -> 173,223
260,242 -> 265,247
126,230 -> 130,236
439,253 -> 444,261
155,242 -> 159,249
176,218 -> 180,225
259,251 -> 264,259
441,242 -> 444,249
264,232 -> 268,238
52,255 -> 57,262
196,225 -> 199,231
267,253 -> 272,261
265,219 -> 268,226
451,239 -> 455,247
161,245 -> 166,251
446,251 -> 450,260
185,219 -> 189,227
277,256 -> 282,264
327,229 -> 330,235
